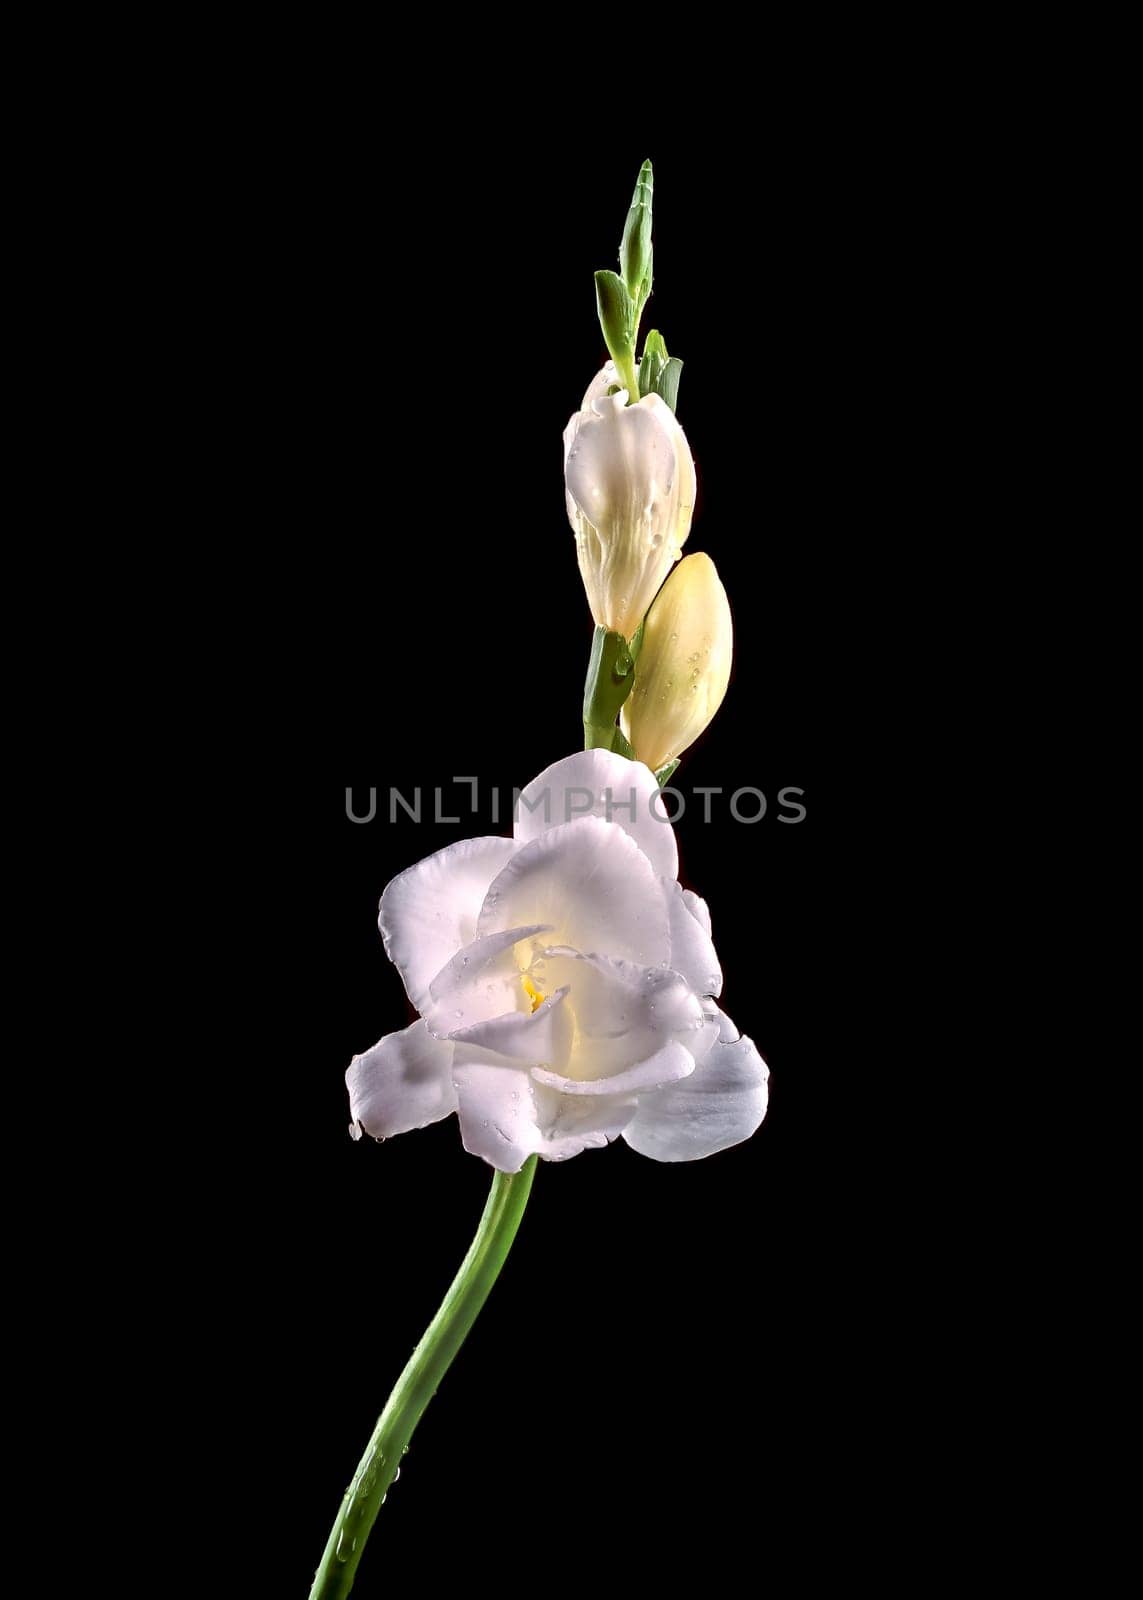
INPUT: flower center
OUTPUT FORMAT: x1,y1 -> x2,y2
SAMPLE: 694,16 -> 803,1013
521,974 -> 546,1013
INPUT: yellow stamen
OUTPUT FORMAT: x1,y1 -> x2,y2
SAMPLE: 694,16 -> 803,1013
522,974 -> 545,1013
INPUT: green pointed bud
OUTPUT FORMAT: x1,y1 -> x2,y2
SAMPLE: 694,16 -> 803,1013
639,329 -> 668,401
620,159 -> 654,314
638,330 -> 683,414
655,356 -> 683,414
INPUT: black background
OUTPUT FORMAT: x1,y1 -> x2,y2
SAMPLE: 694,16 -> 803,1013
201,128 -> 913,1594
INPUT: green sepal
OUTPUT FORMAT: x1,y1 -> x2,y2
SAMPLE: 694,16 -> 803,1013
628,618 -> 646,663
611,728 -> 636,760
654,758 -> 680,787
620,159 -> 654,316
583,625 -> 639,750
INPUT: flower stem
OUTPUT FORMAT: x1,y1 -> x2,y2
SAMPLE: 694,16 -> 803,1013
309,1157 -> 538,1599
615,349 -> 640,402
582,624 -> 638,752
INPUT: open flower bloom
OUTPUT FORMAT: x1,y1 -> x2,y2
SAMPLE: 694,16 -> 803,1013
347,750 -> 768,1172
563,364 -> 696,641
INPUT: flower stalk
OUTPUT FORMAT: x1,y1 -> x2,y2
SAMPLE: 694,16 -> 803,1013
582,624 -> 638,752
309,1158 -> 538,1600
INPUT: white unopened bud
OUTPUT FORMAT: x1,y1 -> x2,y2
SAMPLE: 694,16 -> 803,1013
620,553 -> 732,770
563,364 -> 696,641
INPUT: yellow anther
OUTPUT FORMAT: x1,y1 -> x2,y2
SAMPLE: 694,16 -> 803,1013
522,974 -> 545,1013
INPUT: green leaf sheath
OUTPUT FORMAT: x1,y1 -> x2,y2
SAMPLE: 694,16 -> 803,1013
582,625 -> 638,752
594,270 -> 639,399
309,1158 -> 538,1600
654,356 -> 683,414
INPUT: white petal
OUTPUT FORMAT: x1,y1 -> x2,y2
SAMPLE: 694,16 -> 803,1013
420,924 -> 551,1037
451,1049 -> 539,1173
452,1046 -> 637,1172
450,985 -> 574,1068
578,360 -> 629,413
532,1037 -> 695,1097
622,1012 -> 769,1162
682,888 -> 712,935
346,1020 -> 457,1140
514,749 -> 678,880
379,837 -> 518,1008
478,816 -> 671,969
532,1083 -> 638,1161
565,393 -> 682,543
537,949 -> 707,1075
666,880 -> 723,997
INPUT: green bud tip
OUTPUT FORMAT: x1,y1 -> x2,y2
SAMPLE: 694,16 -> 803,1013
620,161 -> 654,311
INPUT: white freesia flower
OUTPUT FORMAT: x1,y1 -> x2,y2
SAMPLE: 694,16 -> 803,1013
563,364 -> 696,641
347,749 -> 768,1172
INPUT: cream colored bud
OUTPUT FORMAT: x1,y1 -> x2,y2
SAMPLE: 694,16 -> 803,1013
620,553 -> 732,771
563,366 -> 695,641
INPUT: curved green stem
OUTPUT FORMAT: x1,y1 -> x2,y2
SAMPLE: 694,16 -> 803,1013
582,625 -> 637,752
309,1157 -> 538,1599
